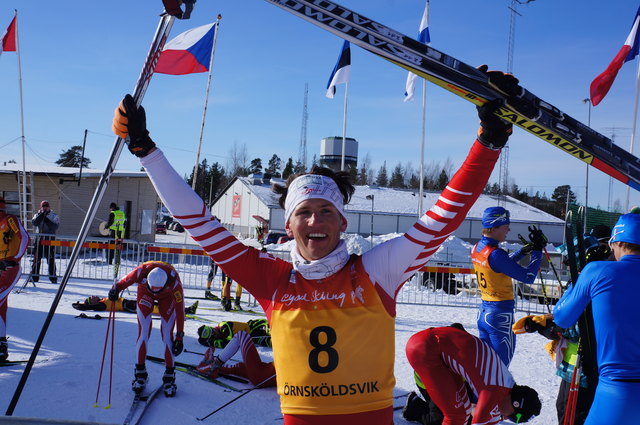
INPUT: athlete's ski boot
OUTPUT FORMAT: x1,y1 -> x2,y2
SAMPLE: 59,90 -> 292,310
131,363 -> 148,394
196,348 -> 223,379
402,391 -> 428,422
221,297 -> 232,312
233,297 -> 243,311
163,367 -> 177,397
185,301 -> 198,315
0,338 -> 8,362
204,290 -> 220,301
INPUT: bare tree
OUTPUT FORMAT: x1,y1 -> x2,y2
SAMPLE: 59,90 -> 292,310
227,141 -> 249,178
441,157 -> 454,180
404,161 -> 415,188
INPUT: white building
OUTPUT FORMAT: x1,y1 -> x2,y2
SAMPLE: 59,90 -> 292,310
211,176 -> 565,244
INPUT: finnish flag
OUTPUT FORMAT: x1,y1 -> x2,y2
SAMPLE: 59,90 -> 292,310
326,41 -> 351,99
404,1 -> 431,102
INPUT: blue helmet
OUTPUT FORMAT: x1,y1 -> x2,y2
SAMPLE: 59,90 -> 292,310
482,206 -> 510,228
610,213 -> 640,245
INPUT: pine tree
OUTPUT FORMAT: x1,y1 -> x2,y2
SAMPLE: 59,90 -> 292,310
266,154 -> 282,177
55,145 -> 91,168
408,173 -> 420,189
389,163 -> 405,188
436,169 -> 448,191
206,162 -> 227,205
551,185 -> 577,217
248,158 -> 263,174
187,158 -> 210,200
376,161 -> 388,187
357,153 -> 372,185
293,160 -> 307,174
282,157 -> 295,180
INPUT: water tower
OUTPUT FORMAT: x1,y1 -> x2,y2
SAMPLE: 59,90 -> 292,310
319,136 -> 358,172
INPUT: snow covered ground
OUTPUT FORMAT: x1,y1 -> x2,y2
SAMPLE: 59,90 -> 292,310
0,269 -> 559,424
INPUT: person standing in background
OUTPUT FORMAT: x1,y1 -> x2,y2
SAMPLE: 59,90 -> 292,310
31,200 -> 60,283
106,202 -> 126,265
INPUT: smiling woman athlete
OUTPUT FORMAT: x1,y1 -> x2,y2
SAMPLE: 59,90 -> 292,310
111,70 -> 518,425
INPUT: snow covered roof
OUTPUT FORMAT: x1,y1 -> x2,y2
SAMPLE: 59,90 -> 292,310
0,162 -> 148,178
239,177 -> 563,224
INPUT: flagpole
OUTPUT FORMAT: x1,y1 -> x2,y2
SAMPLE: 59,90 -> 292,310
418,80 -> 426,217
192,15 -> 222,192
625,58 -> 640,212
340,81 -> 349,171
13,10 -> 27,225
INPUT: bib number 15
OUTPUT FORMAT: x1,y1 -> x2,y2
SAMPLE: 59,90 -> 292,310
308,326 -> 339,373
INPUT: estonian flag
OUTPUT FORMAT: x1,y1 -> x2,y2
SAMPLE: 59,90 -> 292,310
156,22 -> 217,75
590,6 -> 640,106
404,1 -> 431,102
326,41 -> 351,99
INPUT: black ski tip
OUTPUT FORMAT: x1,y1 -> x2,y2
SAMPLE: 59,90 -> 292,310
75,313 -> 103,320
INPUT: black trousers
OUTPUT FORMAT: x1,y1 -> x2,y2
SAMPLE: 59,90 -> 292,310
31,237 -> 57,283
107,230 -> 124,265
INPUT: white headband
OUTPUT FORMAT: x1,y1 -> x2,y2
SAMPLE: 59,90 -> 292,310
284,174 -> 346,223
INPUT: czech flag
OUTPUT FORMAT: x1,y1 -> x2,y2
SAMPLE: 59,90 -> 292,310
0,15 -> 17,57
156,22 -> 216,75
590,7 -> 640,106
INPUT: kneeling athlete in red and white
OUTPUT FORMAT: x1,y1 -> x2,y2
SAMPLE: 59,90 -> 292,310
406,325 -> 541,425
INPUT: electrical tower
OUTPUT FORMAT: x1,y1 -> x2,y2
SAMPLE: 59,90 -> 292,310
298,83 -> 309,171
499,0 -> 535,205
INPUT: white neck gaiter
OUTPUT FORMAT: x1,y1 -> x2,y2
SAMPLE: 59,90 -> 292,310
290,240 -> 350,280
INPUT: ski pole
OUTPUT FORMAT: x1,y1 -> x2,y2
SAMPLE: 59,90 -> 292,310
93,291 -> 116,408
106,297 -> 117,408
6,6 -> 181,415
537,272 -> 551,314
197,373 -> 277,421
543,246 -> 566,294
563,347 -> 582,425
184,348 -> 206,356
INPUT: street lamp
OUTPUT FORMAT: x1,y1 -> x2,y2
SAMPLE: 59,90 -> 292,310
365,195 -> 374,249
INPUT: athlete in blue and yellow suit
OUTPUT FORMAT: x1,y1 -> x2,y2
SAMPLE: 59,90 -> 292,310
471,206 -> 542,366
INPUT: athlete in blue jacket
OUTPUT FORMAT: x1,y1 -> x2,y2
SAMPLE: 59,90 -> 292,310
554,213 -> 640,425
471,206 -> 543,366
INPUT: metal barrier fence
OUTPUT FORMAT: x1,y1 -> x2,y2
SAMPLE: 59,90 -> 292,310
398,263 -> 569,315
20,234 -> 566,314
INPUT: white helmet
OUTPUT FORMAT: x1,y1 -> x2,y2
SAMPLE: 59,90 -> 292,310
147,267 -> 168,293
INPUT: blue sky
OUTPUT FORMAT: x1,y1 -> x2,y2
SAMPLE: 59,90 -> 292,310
1,0 -> 640,212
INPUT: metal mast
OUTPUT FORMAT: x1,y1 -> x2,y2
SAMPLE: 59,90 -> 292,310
298,83 -> 309,170
499,0 -> 535,205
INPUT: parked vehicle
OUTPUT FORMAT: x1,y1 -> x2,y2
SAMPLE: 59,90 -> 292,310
266,232 -> 287,245
155,222 -> 167,234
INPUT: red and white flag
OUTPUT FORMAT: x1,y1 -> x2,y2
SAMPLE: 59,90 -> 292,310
590,7 -> 640,106
155,22 -> 216,75
0,15 -> 16,57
